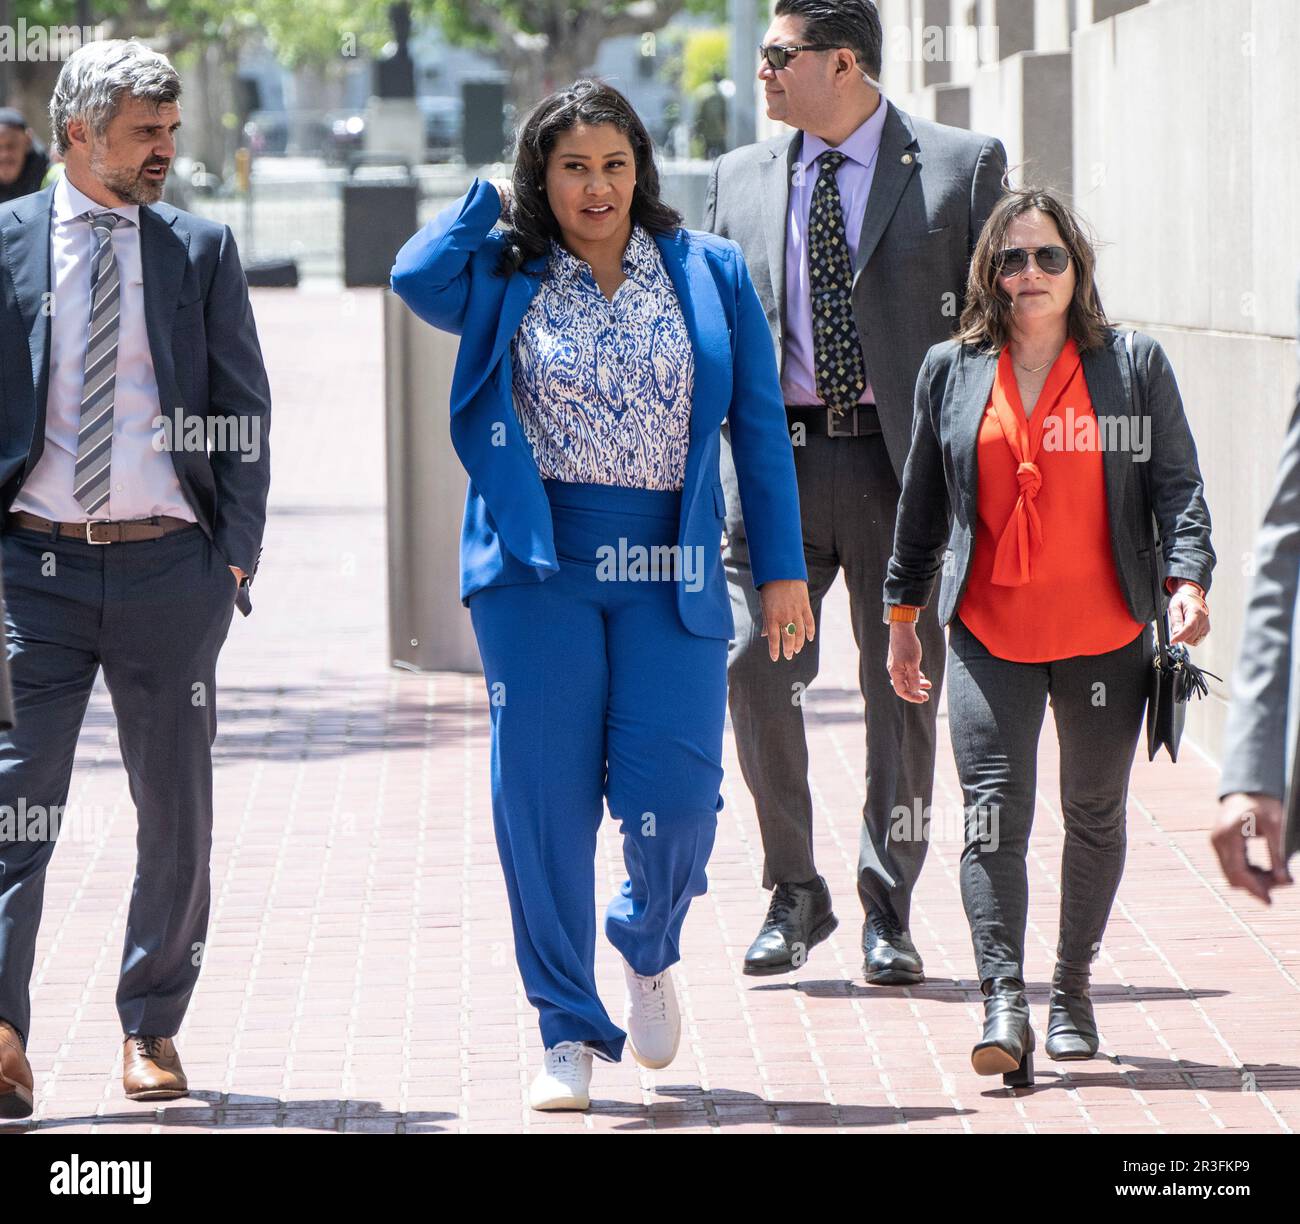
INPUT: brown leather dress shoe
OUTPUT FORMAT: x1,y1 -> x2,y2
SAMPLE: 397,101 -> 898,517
122,1035 -> 188,1101
0,1020 -> 35,1120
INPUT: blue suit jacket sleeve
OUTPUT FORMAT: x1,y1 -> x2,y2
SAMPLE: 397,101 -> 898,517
390,178 -> 503,334
206,224 -> 272,610
724,248 -> 807,587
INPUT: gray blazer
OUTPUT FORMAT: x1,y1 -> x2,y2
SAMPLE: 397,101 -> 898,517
1219,279 -> 1300,844
884,329 -> 1216,626
703,101 -> 1006,483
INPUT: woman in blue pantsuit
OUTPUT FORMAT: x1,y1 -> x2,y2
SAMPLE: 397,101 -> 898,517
391,81 -> 811,1110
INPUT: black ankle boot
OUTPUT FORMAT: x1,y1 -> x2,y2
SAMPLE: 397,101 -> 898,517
971,976 -> 1035,1087
1046,968 -> 1099,1061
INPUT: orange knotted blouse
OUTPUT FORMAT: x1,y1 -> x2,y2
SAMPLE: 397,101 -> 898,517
955,339 -> 1144,663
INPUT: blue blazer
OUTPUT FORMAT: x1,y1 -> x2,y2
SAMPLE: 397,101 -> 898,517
0,186 -> 272,616
390,179 -> 807,639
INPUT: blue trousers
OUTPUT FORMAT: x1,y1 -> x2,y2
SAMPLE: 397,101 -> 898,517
469,481 -> 728,1062
0,523 -> 235,1047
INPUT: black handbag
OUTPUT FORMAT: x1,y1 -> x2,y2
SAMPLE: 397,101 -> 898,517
1124,330 -> 1218,762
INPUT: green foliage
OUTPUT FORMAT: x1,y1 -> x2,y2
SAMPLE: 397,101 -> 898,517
12,0 -> 392,67
422,0 -> 727,52
13,0 -> 728,69
240,0 -> 391,68
682,28 -> 728,93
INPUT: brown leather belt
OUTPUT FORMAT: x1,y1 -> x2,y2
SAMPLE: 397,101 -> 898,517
5,511 -> 197,544
786,403 -> 882,438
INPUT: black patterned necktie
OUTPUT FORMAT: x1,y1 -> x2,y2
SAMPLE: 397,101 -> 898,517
808,150 -> 866,416
75,211 -> 125,516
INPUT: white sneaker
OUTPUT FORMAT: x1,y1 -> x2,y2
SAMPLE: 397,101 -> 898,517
528,1041 -> 593,1111
622,960 -> 681,1069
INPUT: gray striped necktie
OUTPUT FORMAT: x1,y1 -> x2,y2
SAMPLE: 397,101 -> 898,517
74,210 -> 126,517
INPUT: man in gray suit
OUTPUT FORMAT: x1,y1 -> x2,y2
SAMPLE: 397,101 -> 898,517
1214,277 -> 1300,901
705,0 -> 1006,981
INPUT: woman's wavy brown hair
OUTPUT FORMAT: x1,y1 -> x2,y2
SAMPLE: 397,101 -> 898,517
955,187 -> 1110,352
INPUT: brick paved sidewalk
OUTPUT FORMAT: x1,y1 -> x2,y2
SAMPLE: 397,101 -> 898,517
9,290 -> 1299,1134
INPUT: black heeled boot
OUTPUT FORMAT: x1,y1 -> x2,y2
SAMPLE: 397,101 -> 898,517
971,976 -> 1035,1087
1046,967 -> 1099,1061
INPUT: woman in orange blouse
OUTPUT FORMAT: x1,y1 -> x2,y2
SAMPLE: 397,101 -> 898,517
882,188 -> 1214,1087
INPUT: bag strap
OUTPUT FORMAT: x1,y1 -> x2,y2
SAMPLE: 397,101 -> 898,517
1124,329 -> 1171,655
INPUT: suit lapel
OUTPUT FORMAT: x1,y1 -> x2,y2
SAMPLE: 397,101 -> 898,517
854,102 -> 919,290
452,261 -> 543,416
654,229 -> 730,444
139,204 -> 189,384
1081,335 -> 1133,547
950,346 -> 999,528
761,133 -> 798,314
1,188 -> 55,456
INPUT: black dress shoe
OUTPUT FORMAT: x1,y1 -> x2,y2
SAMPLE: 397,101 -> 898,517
1045,968 -> 1099,1061
742,877 -> 838,976
861,905 -> 924,985
971,976 -> 1035,1087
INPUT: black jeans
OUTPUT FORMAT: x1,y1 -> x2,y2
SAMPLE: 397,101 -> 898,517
946,616 -> 1149,984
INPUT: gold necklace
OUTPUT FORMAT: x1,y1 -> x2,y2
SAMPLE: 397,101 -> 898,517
1014,343 -> 1064,374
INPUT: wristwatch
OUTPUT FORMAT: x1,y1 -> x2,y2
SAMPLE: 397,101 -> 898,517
883,604 -> 921,625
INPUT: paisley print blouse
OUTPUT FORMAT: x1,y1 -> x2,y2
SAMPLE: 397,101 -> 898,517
509,223 -> 695,491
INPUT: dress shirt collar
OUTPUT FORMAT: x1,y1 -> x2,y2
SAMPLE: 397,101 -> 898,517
798,95 -> 889,174
547,221 -> 661,292
52,171 -> 140,229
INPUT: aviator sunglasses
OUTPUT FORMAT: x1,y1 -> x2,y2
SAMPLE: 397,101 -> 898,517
994,245 -> 1072,277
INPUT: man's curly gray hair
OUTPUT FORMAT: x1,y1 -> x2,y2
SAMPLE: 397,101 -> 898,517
49,39 -> 181,156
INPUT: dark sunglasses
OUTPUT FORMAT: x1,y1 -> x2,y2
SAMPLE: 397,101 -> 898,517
994,245 -> 1072,277
758,42 -> 839,70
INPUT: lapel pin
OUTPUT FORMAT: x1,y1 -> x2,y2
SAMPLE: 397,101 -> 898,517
901,153 -> 914,165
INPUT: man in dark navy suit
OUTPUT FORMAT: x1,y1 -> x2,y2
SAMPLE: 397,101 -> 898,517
0,39 -> 271,1119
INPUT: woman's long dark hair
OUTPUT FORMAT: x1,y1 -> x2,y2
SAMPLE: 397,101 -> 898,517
495,79 -> 683,277
955,187 -> 1110,352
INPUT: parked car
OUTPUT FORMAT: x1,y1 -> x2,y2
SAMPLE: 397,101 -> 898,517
325,111 -> 366,165
242,110 -> 288,156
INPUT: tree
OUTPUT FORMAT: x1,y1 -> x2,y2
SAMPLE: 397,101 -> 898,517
423,0 -> 726,112
681,27 -> 728,93
3,0 -> 392,173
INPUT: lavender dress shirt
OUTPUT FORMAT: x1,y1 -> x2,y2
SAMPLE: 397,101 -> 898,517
781,98 -> 889,407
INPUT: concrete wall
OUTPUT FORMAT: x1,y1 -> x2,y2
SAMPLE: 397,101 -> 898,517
970,48 -> 1072,191
1073,0 -> 1300,755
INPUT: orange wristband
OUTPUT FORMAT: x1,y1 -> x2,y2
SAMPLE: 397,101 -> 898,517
884,605 -> 921,625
